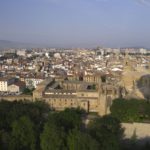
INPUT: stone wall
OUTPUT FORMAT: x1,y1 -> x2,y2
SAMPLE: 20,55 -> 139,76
0,95 -> 33,101
122,123 -> 150,139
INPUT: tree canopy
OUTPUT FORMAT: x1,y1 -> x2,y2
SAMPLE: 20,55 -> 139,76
88,115 -> 124,150
0,99 -> 149,150
10,116 -> 36,150
110,98 -> 150,122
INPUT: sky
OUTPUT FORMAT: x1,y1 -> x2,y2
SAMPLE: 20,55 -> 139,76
0,0 -> 150,48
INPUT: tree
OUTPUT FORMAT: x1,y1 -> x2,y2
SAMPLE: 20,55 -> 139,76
23,88 -> 34,95
40,123 -> 66,150
10,116 -> 36,150
0,130 -> 10,150
143,142 -> 150,150
110,98 -> 150,122
0,100 -> 50,150
40,108 -> 85,150
0,100 -> 13,130
129,129 -> 138,150
67,129 -> 99,150
47,108 -> 84,132
88,115 -> 124,150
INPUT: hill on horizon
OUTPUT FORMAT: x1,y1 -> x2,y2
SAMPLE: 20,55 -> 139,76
0,40 -> 43,49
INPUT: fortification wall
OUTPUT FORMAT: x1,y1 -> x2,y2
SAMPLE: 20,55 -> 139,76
122,123 -> 150,139
0,95 -> 33,101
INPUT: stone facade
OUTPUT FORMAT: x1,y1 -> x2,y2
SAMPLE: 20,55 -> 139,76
122,123 -> 150,139
0,77 -> 16,92
8,81 -> 25,93
33,75 -> 119,116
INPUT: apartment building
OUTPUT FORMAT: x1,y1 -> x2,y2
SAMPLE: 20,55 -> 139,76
0,77 -> 16,92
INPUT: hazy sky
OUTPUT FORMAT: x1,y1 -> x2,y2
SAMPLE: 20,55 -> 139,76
0,0 -> 150,48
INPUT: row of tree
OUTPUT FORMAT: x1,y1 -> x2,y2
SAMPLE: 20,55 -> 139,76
0,100 -> 124,150
0,99 -> 150,150
110,98 -> 150,122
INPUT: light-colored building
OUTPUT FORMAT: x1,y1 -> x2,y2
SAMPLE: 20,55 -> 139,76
8,81 -> 26,93
33,76 -> 119,116
17,50 -> 26,56
0,77 -> 16,92
25,77 -> 44,89
139,48 -> 147,54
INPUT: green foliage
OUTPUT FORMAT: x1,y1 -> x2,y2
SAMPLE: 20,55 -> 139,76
142,142 -> 150,150
121,140 -> 150,150
101,75 -> 106,82
0,130 -> 10,150
67,129 -> 99,150
0,100 -> 50,131
23,88 -> 35,95
0,100 -> 133,150
10,116 -> 36,150
40,123 -> 66,150
87,84 -> 96,90
41,108 -> 110,150
47,108 -> 85,132
88,115 -> 124,150
0,100 -> 50,150
110,98 -> 150,122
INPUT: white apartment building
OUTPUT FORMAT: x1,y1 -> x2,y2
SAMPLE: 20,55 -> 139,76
17,50 -> 26,56
25,77 -> 44,89
139,48 -> 147,54
0,77 -> 16,92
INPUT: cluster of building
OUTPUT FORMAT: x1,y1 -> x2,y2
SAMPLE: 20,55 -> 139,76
0,47 -> 150,115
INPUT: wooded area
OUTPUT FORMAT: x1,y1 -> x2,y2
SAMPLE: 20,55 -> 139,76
0,99 -> 150,150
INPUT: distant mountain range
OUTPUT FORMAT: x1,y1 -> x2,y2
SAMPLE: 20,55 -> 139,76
0,40 -> 150,50
0,40 -> 42,49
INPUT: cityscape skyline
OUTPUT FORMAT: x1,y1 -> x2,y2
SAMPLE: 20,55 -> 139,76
0,0 -> 150,48
1,1 -> 150,149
